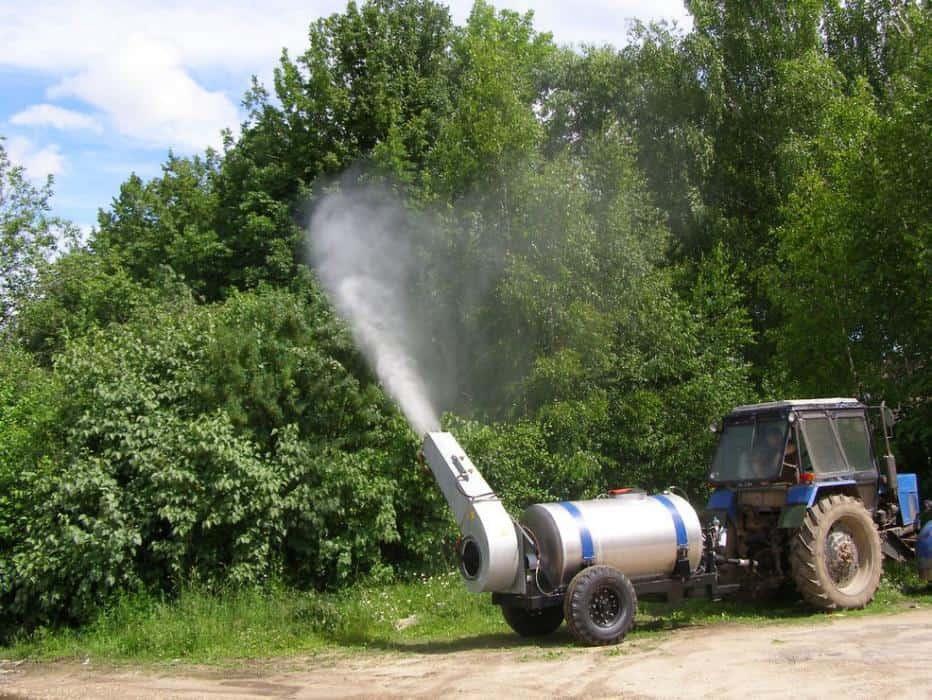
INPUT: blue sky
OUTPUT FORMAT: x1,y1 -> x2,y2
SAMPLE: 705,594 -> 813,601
0,1 -> 690,234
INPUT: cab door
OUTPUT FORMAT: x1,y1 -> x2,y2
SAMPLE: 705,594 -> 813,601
796,409 -> 879,509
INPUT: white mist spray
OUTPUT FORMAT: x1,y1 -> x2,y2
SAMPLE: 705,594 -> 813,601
308,185 -> 441,435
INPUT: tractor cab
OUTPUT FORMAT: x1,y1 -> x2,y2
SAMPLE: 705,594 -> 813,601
707,398 -> 922,530
708,398 -> 882,509
706,398 -> 925,603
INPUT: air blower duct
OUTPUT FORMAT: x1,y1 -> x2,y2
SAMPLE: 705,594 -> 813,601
421,432 -> 523,593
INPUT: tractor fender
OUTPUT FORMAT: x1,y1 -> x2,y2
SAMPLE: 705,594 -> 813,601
706,488 -> 736,522
895,474 -> 920,527
778,481 -> 859,528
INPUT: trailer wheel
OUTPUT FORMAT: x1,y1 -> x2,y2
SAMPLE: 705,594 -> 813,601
563,565 -> 637,646
790,494 -> 882,610
500,604 -> 564,637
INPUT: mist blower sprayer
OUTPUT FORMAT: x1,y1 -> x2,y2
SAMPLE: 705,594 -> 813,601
419,398 -> 932,646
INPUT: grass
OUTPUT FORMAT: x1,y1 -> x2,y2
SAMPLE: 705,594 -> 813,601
2,565 -> 929,666
0,571 -> 505,665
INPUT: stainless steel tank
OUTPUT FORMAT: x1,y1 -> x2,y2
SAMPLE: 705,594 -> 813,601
521,491 -> 702,587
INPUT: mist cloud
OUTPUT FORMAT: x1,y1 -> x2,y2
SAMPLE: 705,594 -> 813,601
308,184 -> 442,435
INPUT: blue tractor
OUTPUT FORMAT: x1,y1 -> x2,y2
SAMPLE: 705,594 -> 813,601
706,398 -> 930,609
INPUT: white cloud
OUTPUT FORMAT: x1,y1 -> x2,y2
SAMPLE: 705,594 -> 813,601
0,1 -> 285,152
76,223 -> 95,246
0,1 -> 691,154
4,136 -> 66,180
0,1 -> 319,72
10,104 -> 103,133
46,33 -> 239,151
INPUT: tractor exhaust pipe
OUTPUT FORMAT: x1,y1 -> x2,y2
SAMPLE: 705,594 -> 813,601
880,401 -> 899,498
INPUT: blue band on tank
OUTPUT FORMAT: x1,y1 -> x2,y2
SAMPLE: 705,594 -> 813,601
653,494 -> 688,549
559,501 -> 595,563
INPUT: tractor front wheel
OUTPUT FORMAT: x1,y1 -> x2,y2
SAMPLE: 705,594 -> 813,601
790,494 -> 882,610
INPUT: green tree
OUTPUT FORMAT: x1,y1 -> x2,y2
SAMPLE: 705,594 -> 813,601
1,287 -> 448,628
203,0 -> 457,294
426,1 -> 553,198
769,12 -> 931,471
0,345 -> 59,624
0,139 -> 74,332
94,153 -> 227,298
427,125 -> 755,495
823,0 -> 921,99
15,249 -> 189,364
686,0 -> 823,262
540,27 -> 719,256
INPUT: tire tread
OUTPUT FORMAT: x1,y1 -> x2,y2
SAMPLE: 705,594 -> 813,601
789,494 -> 882,611
563,565 -> 637,646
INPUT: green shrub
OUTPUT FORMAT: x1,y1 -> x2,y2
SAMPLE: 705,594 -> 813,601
0,287 -> 448,630
450,416 -> 605,511
0,346 -> 62,627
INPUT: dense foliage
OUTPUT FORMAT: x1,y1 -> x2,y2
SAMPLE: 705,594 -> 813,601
0,0 -> 928,632
0,143 -> 75,333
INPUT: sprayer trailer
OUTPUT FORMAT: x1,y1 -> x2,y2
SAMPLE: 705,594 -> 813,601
420,398 -> 932,646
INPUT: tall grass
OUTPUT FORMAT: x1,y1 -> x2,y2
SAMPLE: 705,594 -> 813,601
2,572 -> 504,664
3,565 -> 928,665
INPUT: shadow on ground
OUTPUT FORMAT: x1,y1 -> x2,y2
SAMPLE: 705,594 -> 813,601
322,626 -> 579,654
320,593 -> 823,655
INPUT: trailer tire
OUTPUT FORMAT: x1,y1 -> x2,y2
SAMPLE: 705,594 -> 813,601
790,494 -> 882,610
500,604 -> 564,637
563,565 -> 637,646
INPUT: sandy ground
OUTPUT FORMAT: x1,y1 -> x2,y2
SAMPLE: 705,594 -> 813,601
2,607 -> 931,699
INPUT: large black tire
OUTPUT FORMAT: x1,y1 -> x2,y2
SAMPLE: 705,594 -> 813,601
500,604 -> 564,637
790,494 -> 882,610
563,565 -> 637,646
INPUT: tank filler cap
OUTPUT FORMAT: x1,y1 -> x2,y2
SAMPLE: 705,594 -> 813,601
608,488 -> 646,497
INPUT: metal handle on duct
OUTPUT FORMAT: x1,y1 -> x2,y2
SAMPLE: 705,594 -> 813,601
421,432 -> 523,594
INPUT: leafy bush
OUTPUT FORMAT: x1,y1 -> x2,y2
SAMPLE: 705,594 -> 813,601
450,416 -> 605,512
0,287 -> 448,631
0,346 -> 61,624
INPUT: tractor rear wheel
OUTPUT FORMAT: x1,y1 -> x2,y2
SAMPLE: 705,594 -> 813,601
500,604 -> 564,637
790,494 -> 882,610
563,565 -> 637,645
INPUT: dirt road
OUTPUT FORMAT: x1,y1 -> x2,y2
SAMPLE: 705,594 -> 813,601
2,608 -> 931,699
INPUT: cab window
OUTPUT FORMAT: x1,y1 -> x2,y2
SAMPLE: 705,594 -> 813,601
799,416 -> 847,473
710,416 -> 788,482
835,415 -> 874,472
